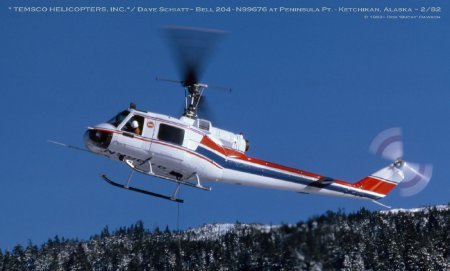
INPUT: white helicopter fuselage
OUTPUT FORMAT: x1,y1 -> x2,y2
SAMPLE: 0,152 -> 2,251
85,107 -> 403,203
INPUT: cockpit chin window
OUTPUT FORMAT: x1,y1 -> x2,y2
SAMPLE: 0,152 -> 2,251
107,110 -> 130,127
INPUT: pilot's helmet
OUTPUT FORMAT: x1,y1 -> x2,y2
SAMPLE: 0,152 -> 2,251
131,120 -> 139,129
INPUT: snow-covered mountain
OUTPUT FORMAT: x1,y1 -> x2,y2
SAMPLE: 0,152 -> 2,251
186,205 -> 449,241
380,204 -> 449,214
1,204 -> 448,270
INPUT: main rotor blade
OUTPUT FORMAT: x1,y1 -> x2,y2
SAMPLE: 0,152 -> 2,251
369,127 -> 403,161
163,25 -> 225,86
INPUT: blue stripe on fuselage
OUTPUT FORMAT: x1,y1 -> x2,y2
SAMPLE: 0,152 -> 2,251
196,146 -> 381,200
196,146 -> 319,187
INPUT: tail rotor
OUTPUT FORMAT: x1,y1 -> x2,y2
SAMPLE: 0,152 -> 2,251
399,161 -> 433,197
369,127 -> 433,197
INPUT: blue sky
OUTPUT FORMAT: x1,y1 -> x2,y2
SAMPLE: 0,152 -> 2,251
1,0 -> 449,249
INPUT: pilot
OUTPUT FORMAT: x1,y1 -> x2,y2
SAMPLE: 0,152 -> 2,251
130,120 -> 141,135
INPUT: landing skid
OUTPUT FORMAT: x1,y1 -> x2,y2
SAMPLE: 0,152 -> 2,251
101,158 -> 212,203
124,159 -> 212,191
101,174 -> 184,203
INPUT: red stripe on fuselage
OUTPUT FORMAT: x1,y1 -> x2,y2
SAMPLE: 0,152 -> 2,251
200,136 -> 324,179
352,177 -> 396,195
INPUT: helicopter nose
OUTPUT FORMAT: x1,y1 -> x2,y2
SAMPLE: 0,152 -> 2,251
84,128 -> 113,151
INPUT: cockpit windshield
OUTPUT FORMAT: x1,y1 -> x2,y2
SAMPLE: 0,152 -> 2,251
107,110 -> 130,127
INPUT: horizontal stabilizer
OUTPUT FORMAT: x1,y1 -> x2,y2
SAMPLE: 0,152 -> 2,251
308,177 -> 335,189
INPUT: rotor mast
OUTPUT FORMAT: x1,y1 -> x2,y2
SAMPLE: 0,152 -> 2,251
184,83 -> 208,118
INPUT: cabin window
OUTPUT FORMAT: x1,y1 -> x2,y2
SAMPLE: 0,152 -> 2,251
158,124 -> 185,145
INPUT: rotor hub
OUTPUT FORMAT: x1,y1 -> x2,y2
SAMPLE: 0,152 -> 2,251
393,159 -> 404,169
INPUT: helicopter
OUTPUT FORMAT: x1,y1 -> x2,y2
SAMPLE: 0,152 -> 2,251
51,26 -> 433,207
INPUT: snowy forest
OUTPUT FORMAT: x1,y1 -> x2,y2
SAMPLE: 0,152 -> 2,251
1,205 -> 448,270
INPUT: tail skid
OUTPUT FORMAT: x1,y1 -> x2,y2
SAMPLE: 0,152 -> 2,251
371,200 -> 391,209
